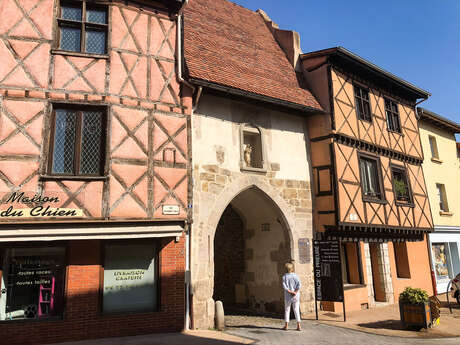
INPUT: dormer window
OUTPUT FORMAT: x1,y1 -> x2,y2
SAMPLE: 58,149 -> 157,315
354,85 -> 371,122
240,124 -> 266,171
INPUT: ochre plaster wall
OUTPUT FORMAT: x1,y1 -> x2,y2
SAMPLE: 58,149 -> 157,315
331,68 -> 423,160
419,121 -> 460,226
334,142 -> 433,230
388,238 -> 434,299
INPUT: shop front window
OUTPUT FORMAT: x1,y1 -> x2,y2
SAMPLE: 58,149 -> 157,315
103,243 -> 158,314
0,247 -> 66,321
432,243 -> 452,282
432,242 -> 460,285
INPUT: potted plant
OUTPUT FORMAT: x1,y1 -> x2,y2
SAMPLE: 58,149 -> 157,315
394,179 -> 409,202
399,287 -> 431,329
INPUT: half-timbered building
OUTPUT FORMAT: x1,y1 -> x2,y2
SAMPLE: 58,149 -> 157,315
300,47 -> 434,311
0,0 -> 191,343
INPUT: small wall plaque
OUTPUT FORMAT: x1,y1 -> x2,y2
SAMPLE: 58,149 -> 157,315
349,213 -> 358,221
298,238 -> 310,264
162,205 -> 180,215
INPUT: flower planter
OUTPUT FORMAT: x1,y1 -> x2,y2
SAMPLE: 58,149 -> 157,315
399,301 -> 431,329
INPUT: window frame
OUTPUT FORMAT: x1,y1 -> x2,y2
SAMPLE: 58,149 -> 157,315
436,183 -> 449,213
55,0 -> 109,57
358,152 -> 386,203
390,164 -> 414,207
100,239 -> 160,316
353,84 -> 372,122
341,242 -> 364,286
47,104 -> 108,178
384,98 -> 402,134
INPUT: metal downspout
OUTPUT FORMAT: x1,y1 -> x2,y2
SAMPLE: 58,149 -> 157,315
176,0 -> 195,331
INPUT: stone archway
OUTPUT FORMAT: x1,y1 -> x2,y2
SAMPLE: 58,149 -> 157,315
212,187 -> 292,315
206,178 -> 296,251
191,175 -> 312,329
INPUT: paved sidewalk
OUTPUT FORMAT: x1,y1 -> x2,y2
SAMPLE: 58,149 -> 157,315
52,320 -> 460,345
303,293 -> 460,338
52,330 -> 253,345
52,298 -> 460,345
226,320 -> 460,345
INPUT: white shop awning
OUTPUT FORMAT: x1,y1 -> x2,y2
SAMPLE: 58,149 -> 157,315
0,222 -> 185,242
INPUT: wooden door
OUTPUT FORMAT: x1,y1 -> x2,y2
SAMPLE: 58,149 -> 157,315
369,244 -> 386,302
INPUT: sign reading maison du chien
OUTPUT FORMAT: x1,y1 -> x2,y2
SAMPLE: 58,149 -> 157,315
0,192 -> 83,219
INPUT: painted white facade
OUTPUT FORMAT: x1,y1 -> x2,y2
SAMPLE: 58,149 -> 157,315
191,93 -> 316,328
192,94 -> 311,181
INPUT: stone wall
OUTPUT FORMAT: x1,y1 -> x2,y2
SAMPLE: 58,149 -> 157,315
191,162 -> 314,328
190,93 -> 315,329
213,205 -> 245,306
364,243 -> 394,307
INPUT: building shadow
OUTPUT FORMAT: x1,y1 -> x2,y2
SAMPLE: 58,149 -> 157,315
52,332 -> 254,345
357,319 -> 412,331
225,324 -> 283,331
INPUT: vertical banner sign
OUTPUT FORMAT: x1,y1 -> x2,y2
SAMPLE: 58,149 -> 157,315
313,240 -> 344,302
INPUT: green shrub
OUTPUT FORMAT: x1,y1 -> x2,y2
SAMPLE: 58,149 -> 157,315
399,287 -> 429,304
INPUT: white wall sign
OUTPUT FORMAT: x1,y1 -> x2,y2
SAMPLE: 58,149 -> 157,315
103,244 -> 157,313
162,205 -> 180,215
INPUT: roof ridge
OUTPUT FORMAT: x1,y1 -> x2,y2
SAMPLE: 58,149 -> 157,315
183,0 -> 323,112
221,0 -> 259,16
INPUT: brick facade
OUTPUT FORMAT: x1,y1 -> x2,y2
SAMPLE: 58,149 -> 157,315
0,236 -> 185,345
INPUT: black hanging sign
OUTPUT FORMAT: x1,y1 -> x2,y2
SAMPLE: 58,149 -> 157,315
313,240 -> 344,302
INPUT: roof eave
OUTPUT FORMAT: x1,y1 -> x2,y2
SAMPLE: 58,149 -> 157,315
189,78 -> 325,115
301,46 -> 430,100
417,107 -> 460,133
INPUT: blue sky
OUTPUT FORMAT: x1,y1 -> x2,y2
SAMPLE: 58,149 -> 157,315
231,0 -> 460,124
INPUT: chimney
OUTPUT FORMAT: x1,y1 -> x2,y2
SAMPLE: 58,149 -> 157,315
257,9 -> 302,71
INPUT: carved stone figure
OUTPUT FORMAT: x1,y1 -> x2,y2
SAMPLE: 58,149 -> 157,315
244,144 -> 252,166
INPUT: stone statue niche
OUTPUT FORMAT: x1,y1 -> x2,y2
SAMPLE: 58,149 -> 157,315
244,144 -> 252,167
241,125 -> 263,169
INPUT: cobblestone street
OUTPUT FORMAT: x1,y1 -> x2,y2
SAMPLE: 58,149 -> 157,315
224,315 -> 460,345
53,317 -> 460,345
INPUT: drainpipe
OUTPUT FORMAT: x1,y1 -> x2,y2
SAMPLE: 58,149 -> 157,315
177,0 -> 195,92
185,222 -> 191,330
176,0 -> 195,331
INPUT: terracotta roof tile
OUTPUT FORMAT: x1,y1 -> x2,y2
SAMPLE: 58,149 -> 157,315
183,0 -> 322,112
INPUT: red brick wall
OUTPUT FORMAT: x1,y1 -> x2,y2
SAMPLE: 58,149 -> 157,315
0,236 -> 185,345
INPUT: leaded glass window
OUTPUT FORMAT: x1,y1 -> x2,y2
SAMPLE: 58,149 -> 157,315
57,1 -> 108,55
50,107 -> 106,176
